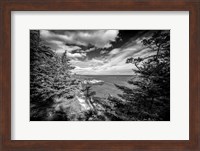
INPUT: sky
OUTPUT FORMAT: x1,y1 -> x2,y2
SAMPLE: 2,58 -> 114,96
40,30 -> 159,75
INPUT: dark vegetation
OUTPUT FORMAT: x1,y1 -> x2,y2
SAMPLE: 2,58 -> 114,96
109,31 -> 170,121
30,30 -> 80,120
30,30 -> 170,121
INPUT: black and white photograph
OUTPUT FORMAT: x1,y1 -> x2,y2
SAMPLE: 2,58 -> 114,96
30,30 -> 170,121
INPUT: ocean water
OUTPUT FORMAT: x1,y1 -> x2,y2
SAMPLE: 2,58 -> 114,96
77,75 -> 133,98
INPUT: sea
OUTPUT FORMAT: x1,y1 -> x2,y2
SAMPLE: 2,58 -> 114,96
76,75 -> 133,98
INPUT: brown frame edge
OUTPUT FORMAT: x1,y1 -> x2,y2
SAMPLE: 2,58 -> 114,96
0,0 -> 200,151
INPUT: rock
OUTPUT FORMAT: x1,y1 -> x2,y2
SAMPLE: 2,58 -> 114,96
82,79 -> 104,85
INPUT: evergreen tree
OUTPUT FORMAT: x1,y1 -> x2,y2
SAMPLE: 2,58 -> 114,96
107,31 -> 170,121
30,30 -> 79,120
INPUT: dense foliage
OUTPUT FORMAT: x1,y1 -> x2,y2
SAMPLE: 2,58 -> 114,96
106,31 -> 170,121
30,30 -> 80,120
30,30 -> 170,121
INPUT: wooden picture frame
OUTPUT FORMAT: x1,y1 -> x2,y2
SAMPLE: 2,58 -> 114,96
0,0 -> 199,150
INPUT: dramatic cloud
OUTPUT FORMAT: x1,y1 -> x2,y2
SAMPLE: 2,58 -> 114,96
71,40 -> 149,75
85,48 -> 96,52
109,48 -> 121,55
67,52 -> 86,59
71,58 -> 105,69
39,30 -> 159,75
40,30 -> 119,49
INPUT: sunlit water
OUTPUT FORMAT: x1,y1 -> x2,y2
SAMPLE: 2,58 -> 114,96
77,75 -> 133,98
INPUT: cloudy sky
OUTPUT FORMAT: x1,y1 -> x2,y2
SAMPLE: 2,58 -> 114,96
40,30 -> 159,75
